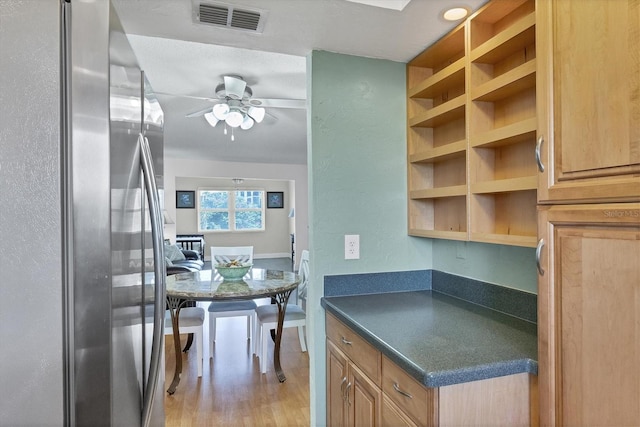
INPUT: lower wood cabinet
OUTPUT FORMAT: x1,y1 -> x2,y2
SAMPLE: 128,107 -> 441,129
326,312 -> 537,426
381,355 -> 436,426
381,395 -> 419,427
327,340 -> 349,426
438,371 -> 534,426
538,204 -> 640,426
327,340 -> 382,426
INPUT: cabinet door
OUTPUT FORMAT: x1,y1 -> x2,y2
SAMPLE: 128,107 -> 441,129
327,340 -> 349,427
347,363 -> 381,427
536,0 -> 640,203
381,396 -> 419,427
537,204 -> 640,426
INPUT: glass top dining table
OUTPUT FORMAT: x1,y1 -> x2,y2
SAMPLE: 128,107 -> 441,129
165,268 -> 300,394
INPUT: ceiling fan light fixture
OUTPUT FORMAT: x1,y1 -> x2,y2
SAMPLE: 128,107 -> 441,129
212,103 -> 230,120
225,109 -> 244,127
188,74 -> 299,141
240,115 -> 254,130
248,106 -> 265,123
204,111 -> 219,127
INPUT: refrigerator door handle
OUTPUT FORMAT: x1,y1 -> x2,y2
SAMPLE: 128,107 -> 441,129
139,133 -> 166,427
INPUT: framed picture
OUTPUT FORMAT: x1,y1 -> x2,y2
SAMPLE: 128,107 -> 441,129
176,190 -> 195,209
266,191 -> 284,209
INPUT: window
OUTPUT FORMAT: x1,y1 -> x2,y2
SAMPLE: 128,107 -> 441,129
197,189 -> 264,232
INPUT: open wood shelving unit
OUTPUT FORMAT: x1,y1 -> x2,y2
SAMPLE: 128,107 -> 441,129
407,0 -> 538,247
407,23 -> 468,241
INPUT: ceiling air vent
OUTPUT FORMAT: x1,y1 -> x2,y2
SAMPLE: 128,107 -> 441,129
196,2 -> 265,33
230,9 -> 260,31
199,4 -> 228,26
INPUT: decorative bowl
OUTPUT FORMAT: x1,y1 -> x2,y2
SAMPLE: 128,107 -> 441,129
214,263 -> 252,281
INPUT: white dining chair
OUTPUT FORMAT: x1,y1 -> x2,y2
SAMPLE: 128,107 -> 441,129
164,306 -> 205,377
254,249 -> 309,374
208,246 -> 257,359
296,249 -> 309,313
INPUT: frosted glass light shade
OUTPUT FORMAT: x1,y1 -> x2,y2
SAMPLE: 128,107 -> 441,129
212,103 -> 230,120
248,106 -> 265,123
225,110 -> 244,128
240,115 -> 254,130
204,111 -> 219,127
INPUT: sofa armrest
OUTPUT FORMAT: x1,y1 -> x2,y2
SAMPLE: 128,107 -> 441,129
166,265 -> 197,275
181,249 -> 200,261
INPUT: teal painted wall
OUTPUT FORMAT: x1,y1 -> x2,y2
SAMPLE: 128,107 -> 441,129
433,240 -> 538,293
307,50 -> 432,426
306,50 -> 538,425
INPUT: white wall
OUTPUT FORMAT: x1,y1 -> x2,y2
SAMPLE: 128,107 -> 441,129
164,157 -> 308,264
174,176 -> 291,258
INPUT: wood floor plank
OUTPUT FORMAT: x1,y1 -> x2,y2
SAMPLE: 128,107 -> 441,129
164,312 -> 310,426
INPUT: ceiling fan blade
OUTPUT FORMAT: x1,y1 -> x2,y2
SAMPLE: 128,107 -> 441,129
224,75 -> 247,100
155,91 -> 216,101
265,110 -> 279,122
251,98 -> 306,109
185,106 -> 213,118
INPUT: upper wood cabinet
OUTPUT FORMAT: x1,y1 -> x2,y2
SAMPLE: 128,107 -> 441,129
536,0 -> 640,203
468,0 -> 538,247
407,23 -> 468,241
407,0 -> 539,247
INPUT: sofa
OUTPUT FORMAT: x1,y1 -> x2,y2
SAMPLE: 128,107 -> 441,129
165,243 -> 204,275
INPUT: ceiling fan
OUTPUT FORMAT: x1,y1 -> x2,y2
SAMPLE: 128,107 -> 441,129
185,75 -> 305,139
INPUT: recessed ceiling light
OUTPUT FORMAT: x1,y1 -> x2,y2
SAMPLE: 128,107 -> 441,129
443,7 -> 469,21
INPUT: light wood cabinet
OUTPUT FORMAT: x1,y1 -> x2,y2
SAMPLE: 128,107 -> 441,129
381,395 -> 419,427
438,372 -> 534,426
326,313 -> 536,426
536,0 -> 640,203
468,0 -> 538,247
327,341 -> 382,427
327,339 -> 349,427
536,1 -> 640,424
537,203 -> 640,426
407,23 -> 467,241
382,354 -> 533,427
326,314 -> 382,427
381,356 -> 437,426
407,0 -> 539,247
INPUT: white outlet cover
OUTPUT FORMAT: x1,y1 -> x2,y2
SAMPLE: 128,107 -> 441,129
344,234 -> 360,260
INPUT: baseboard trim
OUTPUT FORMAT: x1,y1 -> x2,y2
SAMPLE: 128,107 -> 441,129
254,252 -> 291,259
204,252 -> 291,262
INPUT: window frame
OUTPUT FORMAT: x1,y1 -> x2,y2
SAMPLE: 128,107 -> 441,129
196,188 -> 266,233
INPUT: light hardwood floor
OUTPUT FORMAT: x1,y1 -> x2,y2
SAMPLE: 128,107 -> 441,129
164,260 -> 310,426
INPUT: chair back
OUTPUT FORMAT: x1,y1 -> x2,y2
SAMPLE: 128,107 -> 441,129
210,246 -> 254,265
296,250 -> 310,302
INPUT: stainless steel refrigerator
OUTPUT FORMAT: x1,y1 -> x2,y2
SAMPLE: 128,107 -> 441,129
0,1 -> 166,425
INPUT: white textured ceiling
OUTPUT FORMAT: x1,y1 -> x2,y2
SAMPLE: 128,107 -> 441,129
113,0 -> 487,164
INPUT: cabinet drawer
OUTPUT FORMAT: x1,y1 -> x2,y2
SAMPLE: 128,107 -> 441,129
382,355 -> 437,427
326,313 -> 381,385
382,395 -> 420,427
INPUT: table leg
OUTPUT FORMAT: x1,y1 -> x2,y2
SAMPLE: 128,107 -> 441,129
165,296 -> 188,395
272,289 -> 293,383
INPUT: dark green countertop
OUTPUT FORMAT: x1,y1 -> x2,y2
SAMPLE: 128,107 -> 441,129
322,290 -> 537,388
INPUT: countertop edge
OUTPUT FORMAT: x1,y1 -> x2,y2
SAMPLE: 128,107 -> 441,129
322,295 -> 538,388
